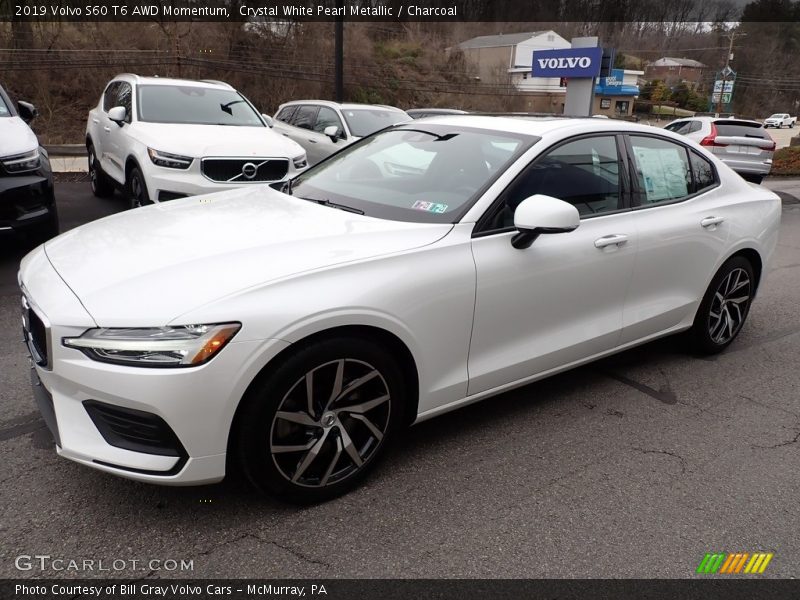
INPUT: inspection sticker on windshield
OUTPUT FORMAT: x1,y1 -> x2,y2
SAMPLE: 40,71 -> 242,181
412,201 -> 448,214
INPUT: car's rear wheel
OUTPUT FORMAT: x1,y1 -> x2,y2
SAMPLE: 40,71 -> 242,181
236,336 -> 406,503
687,256 -> 755,354
88,145 -> 115,198
127,166 -> 151,209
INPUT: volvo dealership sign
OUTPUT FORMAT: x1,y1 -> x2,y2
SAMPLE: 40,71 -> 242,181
532,47 -> 603,78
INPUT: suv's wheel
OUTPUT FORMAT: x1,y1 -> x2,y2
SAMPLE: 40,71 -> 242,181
236,336 -> 407,503
88,145 -> 115,198
687,256 -> 755,354
127,166 -> 151,209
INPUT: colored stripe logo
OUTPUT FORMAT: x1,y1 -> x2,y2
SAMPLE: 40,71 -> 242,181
696,552 -> 773,574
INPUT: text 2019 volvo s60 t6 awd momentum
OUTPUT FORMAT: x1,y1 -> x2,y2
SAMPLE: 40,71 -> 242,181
19,116 -> 780,502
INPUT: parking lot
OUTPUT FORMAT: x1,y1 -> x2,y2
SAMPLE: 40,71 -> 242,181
1,181 -> 799,579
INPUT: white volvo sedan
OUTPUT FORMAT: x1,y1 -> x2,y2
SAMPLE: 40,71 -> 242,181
19,116 -> 780,503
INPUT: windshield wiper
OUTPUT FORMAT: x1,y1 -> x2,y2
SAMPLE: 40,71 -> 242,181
299,196 -> 364,215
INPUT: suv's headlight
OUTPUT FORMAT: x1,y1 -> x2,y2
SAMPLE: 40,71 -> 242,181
293,154 -> 308,169
63,323 -> 240,367
147,148 -> 193,169
2,148 -> 40,173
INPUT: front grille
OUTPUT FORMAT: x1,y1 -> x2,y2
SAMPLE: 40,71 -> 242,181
22,295 -> 48,368
83,401 -> 186,457
201,158 -> 289,183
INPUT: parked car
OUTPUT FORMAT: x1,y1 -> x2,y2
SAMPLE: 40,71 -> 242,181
664,116 -> 775,183
0,83 -> 58,243
20,116 -> 780,503
763,113 -> 796,128
407,108 -> 468,119
272,100 -> 410,165
86,75 -> 308,208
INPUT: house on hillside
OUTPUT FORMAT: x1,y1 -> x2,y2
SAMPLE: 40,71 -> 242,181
645,57 -> 707,87
458,30 -> 571,112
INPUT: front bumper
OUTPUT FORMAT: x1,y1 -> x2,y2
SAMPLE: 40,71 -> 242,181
143,159 -> 304,204
0,152 -> 56,232
19,248 -> 291,485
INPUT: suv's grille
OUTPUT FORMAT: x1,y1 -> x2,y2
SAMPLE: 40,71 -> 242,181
22,295 -> 48,367
201,158 -> 289,183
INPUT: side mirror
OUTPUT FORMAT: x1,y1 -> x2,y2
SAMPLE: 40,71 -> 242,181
511,194 -> 579,249
17,101 -> 38,124
324,125 -> 341,142
107,106 -> 126,125
262,114 -> 274,128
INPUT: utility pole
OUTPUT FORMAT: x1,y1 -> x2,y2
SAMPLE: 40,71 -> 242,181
716,30 -> 745,115
334,0 -> 344,102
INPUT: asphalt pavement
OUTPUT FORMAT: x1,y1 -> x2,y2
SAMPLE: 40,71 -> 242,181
0,182 -> 799,579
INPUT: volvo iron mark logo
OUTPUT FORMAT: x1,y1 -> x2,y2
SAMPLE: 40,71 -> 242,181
241,162 -> 258,180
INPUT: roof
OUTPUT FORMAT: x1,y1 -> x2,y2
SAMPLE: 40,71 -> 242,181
458,31 -> 545,50
408,114 -> 688,139
279,99 -> 406,112
113,74 -> 234,89
649,57 -> 707,68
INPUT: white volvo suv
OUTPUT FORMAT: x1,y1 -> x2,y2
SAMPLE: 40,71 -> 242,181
86,75 -> 308,208
21,116 -> 780,503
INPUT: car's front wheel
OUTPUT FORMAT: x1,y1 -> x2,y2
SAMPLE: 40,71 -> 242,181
127,166 -> 152,209
236,336 -> 407,503
688,256 -> 755,354
88,145 -> 115,198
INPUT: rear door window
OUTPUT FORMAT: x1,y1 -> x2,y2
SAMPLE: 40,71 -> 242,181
629,135 -> 691,205
292,105 -> 318,130
275,106 -> 298,124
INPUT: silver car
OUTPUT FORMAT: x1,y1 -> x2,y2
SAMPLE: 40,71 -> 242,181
664,116 -> 774,183
272,100 -> 410,165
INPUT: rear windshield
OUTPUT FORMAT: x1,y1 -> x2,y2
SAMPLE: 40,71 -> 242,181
714,121 -> 770,139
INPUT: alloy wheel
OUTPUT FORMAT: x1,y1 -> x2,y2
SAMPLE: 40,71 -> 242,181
130,174 -> 145,208
708,267 -> 751,344
269,358 -> 391,488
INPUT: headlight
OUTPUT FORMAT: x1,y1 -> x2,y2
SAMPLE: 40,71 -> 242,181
2,148 -> 40,173
63,323 -> 240,367
147,148 -> 193,169
293,154 -> 308,169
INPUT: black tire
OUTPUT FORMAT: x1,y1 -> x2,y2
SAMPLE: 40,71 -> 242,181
87,144 -> 115,198
236,336 -> 407,504
127,166 -> 152,209
687,256 -> 755,355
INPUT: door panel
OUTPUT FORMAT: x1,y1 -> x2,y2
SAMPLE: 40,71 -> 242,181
620,136 -> 730,344
467,134 -> 636,395
469,213 -> 636,394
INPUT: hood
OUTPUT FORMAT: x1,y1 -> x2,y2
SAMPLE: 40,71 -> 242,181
130,122 -> 305,159
44,187 -> 452,326
0,116 -> 38,158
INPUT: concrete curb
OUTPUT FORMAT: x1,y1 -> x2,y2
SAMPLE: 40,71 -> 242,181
45,144 -> 84,156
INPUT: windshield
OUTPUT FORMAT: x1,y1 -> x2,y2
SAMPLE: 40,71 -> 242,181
137,85 -> 264,126
768,114 -> 785,119
290,125 -> 535,223
341,108 -> 410,137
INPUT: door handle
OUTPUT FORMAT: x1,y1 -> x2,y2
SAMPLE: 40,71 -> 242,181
281,133 -> 289,137
92,118 -> 99,124
701,216 -> 725,228
307,138 -> 318,143
594,234 -> 628,249
103,126 -> 111,133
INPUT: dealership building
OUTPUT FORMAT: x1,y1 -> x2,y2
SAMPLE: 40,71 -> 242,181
459,30 -> 641,116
